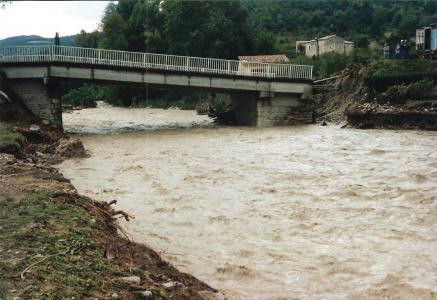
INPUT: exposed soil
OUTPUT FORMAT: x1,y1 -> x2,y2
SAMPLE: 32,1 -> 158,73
314,63 -> 437,130
314,63 -> 368,123
0,124 -> 219,300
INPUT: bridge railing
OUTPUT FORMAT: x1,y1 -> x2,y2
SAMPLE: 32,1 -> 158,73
0,45 -> 313,80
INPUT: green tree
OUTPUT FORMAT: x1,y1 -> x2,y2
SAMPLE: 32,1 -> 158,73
164,0 -> 255,58
99,3 -> 128,50
75,30 -> 101,48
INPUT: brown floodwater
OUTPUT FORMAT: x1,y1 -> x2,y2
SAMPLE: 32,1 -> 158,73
58,104 -> 437,299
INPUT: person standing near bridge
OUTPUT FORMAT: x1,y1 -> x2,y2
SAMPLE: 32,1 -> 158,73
383,44 -> 390,59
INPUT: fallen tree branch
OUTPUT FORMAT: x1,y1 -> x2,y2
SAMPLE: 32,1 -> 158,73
112,210 -> 134,221
313,74 -> 345,84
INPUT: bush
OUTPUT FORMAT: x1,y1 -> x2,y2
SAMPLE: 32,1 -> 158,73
365,60 -> 437,91
406,79 -> 435,99
0,126 -> 24,154
62,85 -> 105,107
383,79 -> 436,102
195,93 -> 231,115
384,84 -> 409,103
318,52 -> 351,78
290,52 -> 352,78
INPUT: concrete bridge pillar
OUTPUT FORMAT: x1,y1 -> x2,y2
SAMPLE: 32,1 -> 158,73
8,79 -> 62,129
231,91 -> 313,126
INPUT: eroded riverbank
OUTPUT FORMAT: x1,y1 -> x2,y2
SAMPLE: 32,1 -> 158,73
0,123 -> 218,299
58,105 -> 437,299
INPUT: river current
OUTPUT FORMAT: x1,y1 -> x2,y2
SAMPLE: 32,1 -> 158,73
58,104 -> 437,299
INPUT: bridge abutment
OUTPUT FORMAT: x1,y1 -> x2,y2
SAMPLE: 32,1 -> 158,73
232,92 -> 313,126
8,79 -> 62,129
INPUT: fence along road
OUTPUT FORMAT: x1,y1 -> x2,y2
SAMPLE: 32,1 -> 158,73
0,46 -> 313,80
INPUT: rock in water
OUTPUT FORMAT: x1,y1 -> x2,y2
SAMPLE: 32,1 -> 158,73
55,138 -> 86,158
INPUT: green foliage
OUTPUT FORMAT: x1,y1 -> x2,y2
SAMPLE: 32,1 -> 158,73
290,52 -> 353,78
0,191 -> 121,298
195,94 -> 231,115
241,0 -> 435,44
367,60 -> 434,77
351,33 -> 370,48
384,79 -> 435,103
0,125 -> 23,153
407,79 -> 435,98
62,85 -> 104,107
164,0 -> 255,58
99,3 -> 128,50
74,30 -> 100,48
318,52 -> 351,78
366,60 -> 437,90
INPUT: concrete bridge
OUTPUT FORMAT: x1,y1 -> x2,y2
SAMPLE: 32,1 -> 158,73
0,46 -> 313,129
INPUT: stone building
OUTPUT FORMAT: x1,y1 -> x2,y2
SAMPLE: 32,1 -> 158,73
296,35 -> 354,58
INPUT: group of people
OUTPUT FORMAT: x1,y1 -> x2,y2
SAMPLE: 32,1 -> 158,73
383,40 -> 409,59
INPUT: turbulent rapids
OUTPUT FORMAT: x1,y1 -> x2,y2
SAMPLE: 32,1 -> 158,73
58,104 -> 437,299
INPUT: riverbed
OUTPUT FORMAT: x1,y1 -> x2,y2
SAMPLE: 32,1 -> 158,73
58,105 -> 437,299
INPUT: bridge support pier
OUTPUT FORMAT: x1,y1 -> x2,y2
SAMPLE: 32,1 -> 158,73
231,91 -> 313,126
8,79 -> 62,129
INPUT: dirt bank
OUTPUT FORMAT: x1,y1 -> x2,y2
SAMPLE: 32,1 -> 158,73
0,124 -> 219,299
314,63 -> 437,130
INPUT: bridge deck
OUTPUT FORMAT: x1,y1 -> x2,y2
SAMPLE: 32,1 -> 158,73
0,46 -> 313,80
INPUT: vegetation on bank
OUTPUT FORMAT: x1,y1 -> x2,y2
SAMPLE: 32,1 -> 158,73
0,191 -> 119,298
0,120 -> 216,299
0,125 -> 24,154
61,84 -> 103,108
0,187 -> 215,299
365,60 -> 437,91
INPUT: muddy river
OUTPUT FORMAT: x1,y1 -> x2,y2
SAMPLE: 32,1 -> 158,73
58,104 -> 437,299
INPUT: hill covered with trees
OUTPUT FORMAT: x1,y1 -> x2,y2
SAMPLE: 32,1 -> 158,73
0,35 -> 76,47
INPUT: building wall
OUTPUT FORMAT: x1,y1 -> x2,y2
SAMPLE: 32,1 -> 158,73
302,36 -> 354,57
305,41 -> 318,58
344,43 -> 354,55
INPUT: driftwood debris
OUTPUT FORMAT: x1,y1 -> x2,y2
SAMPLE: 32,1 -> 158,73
313,74 -> 346,84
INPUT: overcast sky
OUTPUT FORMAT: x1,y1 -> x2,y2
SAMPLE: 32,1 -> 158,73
0,1 -> 112,39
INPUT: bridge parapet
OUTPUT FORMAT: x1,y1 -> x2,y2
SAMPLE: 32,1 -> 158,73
0,46 -> 313,80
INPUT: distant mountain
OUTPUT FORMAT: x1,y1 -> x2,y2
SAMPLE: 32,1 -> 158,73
0,35 -> 77,47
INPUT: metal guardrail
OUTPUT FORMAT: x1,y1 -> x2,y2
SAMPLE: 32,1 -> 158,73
0,45 -> 313,80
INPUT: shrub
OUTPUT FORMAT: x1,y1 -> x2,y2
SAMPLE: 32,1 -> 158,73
384,84 -> 409,103
62,84 -> 105,107
407,79 -> 435,99
290,52 -> 352,78
383,79 -> 436,102
365,60 -> 437,91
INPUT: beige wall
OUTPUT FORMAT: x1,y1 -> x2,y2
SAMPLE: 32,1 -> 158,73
300,37 -> 354,57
